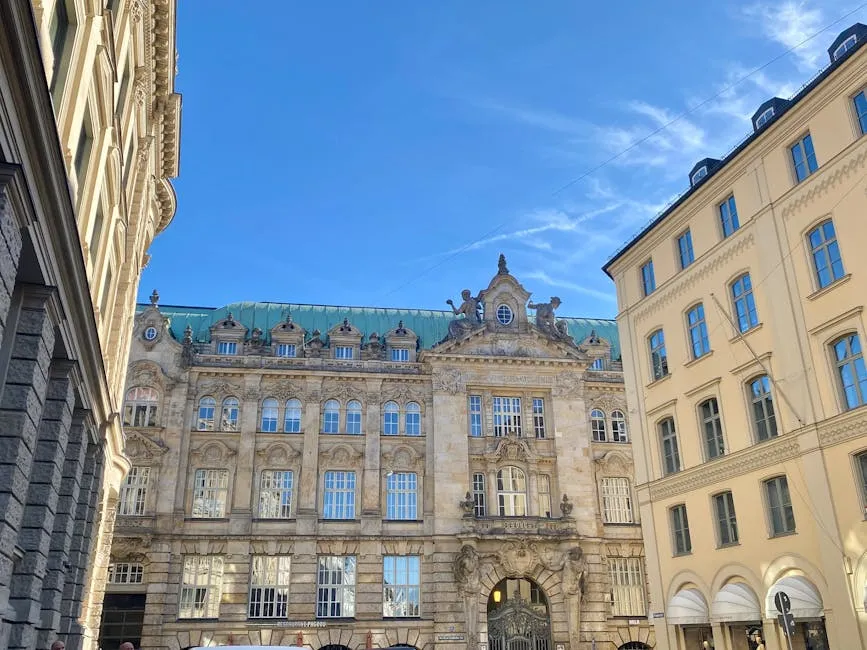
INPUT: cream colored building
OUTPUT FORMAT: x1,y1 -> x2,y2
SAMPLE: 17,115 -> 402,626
604,22 -> 867,650
106,259 -> 653,650
0,1 -> 180,649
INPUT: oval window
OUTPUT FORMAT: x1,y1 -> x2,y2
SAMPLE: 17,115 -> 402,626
143,326 -> 158,341
496,304 -> 514,325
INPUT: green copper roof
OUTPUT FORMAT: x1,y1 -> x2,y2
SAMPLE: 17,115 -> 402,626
143,301 -> 621,359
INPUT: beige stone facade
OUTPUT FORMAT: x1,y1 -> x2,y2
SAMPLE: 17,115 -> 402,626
0,1 -> 180,649
106,262 -> 651,650
604,23 -> 867,650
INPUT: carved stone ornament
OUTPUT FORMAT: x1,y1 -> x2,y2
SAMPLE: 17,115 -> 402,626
198,380 -> 242,399
497,540 -> 541,577
560,546 -> 587,597
381,381 -> 423,404
553,372 -> 582,398
256,442 -> 301,466
111,536 -> 153,559
559,494 -> 574,517
595,450 -> 633,475
459,492 -> 475,516
264,380 -> 305,402
322,379 -> 363,403
528,296 -> 570,340
318,443 -> 363,466
590,393 -> 625,413
382,445 -> 422,470
432,368 -> 465,395
124,431 -> 168,462
453,545 -> 481,594
492,437 -> 535,462
190,440 -> 237,464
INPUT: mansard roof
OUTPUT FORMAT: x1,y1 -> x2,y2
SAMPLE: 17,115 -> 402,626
139,300 -> 621,359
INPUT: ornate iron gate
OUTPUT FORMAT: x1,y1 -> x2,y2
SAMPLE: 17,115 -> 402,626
487,594 -> 551,650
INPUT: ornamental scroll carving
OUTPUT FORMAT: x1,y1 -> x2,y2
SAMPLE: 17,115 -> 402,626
197,380 -> 243,399
263,379 -> 305,401
432,368 -> 464,395
318,443 -> 363,466
124,431 -> 168,463
256,442 -> 301,466
190,440 -> 237,464
553,373 -> 582,398
381,445 -> 423,471
381,381 -> 424,403
322,379 -> 364,402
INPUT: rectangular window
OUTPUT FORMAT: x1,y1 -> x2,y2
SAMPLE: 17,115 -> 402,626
532,398 -> 546,438
100,266 -> 113,317
687,303 -> 710,358
192,469 -> 229,518
493,396 -> 522,437
386,472 -> 418,520
701,398 -> 725,460
390,348 -> 409,362
600,477 -> 634,524
670,504 -> 691,555
791,134 -> 818,182
249,556 -> 291,619
258,470 -> 293,519
49,0 -> 74,99
855,91 -> 867,135
641,260 -> 656,296
808,220 -> 845,289
472,473 -> 486,517
749,376 -> 777,441
714,491 -> 739,546
74,109 -> 93,183
856,451 -> 867,511
323,471 -> 355,519
608,557 -> 646,616
108,563 -> 144,584
89,206 -> 103,265
719,195 -> 740,238
538,474 -> 552,517
677,230 -> 695,269
659,418 -> 681,475
276,343 -> 296,358
217,341 -> 237,355
383,556 -> 421,618
765,476 -> 796,536
179,556 -> 223,619
118,467 -> 149,516
335,346 -> 353,359
316,556 -> 356,618
649,329 -> 668,380
469,395 -> 483,437
732,273 -> 759,332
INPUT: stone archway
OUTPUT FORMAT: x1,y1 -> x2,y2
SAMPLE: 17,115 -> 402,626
486,577 -> 551,650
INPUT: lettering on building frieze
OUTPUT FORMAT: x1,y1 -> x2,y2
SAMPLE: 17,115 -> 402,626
464,372 -> 556,387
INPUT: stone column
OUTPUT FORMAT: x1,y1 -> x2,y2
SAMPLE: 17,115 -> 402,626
362,381 -> 382,517
0,286 -> 60,650
487,468 -> 497,516
527,471 -> 538,517
7,361 -> 76,650
230,382 -> 260,525
297,379 -> 322,526
79,486 -> 120,650
711,623 -> 726,650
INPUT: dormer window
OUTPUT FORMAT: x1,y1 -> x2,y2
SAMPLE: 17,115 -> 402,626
391,348 -> 409,362
335,346 -> 353,360
833,34 -> 858,60
755,107 -> 775,129
276,343 -> 296,358
690,166 -> 708,186
217,341 -> 237,355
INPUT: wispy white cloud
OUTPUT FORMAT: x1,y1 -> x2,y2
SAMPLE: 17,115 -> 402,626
741,1 -> 825,72
471,99 -> 588,136
523,270 -> 616,303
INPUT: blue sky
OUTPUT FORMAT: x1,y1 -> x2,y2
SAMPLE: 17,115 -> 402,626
139,0 -> 866,319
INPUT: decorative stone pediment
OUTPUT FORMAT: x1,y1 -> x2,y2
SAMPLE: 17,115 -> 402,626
262,379 -> 305,401
479,255 -> 532,328
594,450 -> 633,475
256,442 -> 301,466
381,380 -> 425,404
590,394 -> 625,413
553,372 -> 583,398
197,379 -> 243,399
111,535 -> 153,560
124,431 -> 168,463
190,440 -> 237,464
270,313 -> 306,345
382,444 -> 423,470
321,378 -> 364,403
209,312 -> 247,341
431,367 -> 465,394
127,359 -> 168,389
491,437 -> 536,463
318,443 -> 363,466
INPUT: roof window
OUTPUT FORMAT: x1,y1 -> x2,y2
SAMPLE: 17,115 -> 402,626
833,34 -> 858,60
755,107 -> 774,129
690,166 -> 708,186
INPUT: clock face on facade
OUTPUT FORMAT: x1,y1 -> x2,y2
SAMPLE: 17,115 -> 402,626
496,304 -> 514,325
143,326 -> 158,341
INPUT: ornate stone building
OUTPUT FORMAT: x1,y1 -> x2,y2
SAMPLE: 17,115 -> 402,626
0,1 -> 180,649
107,258 -> 651,650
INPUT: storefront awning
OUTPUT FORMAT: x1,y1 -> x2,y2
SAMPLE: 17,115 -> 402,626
765,575 -> 823,619
711,583 -> 761,623
667,588 -> 709,625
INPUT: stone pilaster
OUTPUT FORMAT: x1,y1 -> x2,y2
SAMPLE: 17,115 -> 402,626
297,378 -> 322,520
79,489 -> 119,650
0,173 -> 23,351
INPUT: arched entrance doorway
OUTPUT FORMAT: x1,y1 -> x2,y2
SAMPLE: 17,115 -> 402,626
486,578 -> 551,650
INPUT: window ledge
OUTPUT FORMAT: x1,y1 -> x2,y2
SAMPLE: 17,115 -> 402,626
716,542 -> 741,550
673,551 -> 692,558
253,518 -> 296,522
728,322 -> 764,344
383,519 -> 424,523
684,350 -> 714,368
185,517 -> 229,522
769,530 -> 797,539
319,518 -> 359,523
645,373 -> 672,390
603,521 -> 640,527
807,273 -> 852,301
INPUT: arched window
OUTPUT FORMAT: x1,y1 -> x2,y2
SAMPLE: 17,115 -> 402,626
123,386 -> 159,427
591,409 -> 607,442
383,401 -> 399,435
284,399 -> 302,433
346,400 -> 362,434
496,467 -> 527,516
832,333 -> 867,409
197,397 -> 216,431
323,400 -> 340,434
221,397 -> 239,431
261,398 -> 278,432
611,410 -> 628,442
405,402 -> 421,436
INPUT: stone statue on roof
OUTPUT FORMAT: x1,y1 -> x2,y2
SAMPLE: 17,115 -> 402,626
446,289 -> 483,339
528,296 -> 570,339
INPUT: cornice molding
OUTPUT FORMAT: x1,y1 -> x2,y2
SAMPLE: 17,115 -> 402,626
818,409 -> 867,447
781,146 -> 867,220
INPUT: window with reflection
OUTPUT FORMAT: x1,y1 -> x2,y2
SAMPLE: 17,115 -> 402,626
496,467 -> 527,516
197,397 -> 216,431
261,398 -> 278,432
284,399 -> 302,433
832,333 -> 867,410
323,400 -> 340,433
123,387 -> 159,427
405,402 -> 421,435
346,400 -> 362,434
221,397 -> 239,431
383,401 -> 399,435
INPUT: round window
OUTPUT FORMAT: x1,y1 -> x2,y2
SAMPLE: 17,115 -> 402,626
496,304 -> 514,325
143,326 -> 158,341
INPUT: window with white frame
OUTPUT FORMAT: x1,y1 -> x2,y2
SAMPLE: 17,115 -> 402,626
472,473 -> 486,517
346,400 -> 362,434
386,472 -> 418,520
600,477 -> 633,524
261,398 -> 279,432
808,220 -> 845,289
589,357 -> 605,370
123,386 -> 158,427
118,467 -> 149,516
611,410 -> 628,442
690,165 -> 708,185
249,555 -> 291,618
714,491 -> 739,546
391,348 -> 409,362
284,398 -> 302,433
405,402 -> 421,435
493,397 -> 522,437
791,133 -> 818,182
687,303 -> 710,359
765,475 -> 796,536
608,557 -> 646,616
383,401 -> 399,435
335,346 -> 353,360
532,398 -> 546,438
258,470 -> 293,519
700,398 -> 725,460
591,409 -> 607,442
323,400 -> 340,433
834,33 -> 858,60
383,555 -> 420,618
179,555 -> 223,619
108,562 -> 144,584
538,474 -> 552,517
497,466 -> 527,516
197,397 -> 216,431
323,471 -> 355,519
832,333 -> 867,410
469,395 -> 482,437
217,341 -> 237,355
192,469 -> 229,518
220,397 -> 239,431
316,555 -> 356,618
276,343 -> 296,358
749,376 -> 777,441
755,106 -> 775,128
